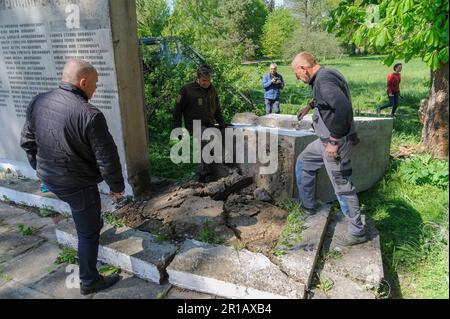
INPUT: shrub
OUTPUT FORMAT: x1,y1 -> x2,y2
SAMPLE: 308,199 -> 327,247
397,154 -> 449,188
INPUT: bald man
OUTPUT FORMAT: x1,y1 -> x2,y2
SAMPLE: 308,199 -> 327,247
21,59 -> 124,294
291,52 -> 368,247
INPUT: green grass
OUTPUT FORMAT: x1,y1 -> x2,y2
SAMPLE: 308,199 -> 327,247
55,247 -> 79,265
101,212 -> 126,228
98,265 -> 121,276
195,220 -> 222,245
18,224 -> 37,236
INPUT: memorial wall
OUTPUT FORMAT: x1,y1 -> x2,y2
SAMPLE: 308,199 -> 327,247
0,0 -> 150,195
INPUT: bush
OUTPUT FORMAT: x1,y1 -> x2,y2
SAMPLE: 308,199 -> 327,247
397,154 -> 449,188
283,29 -> 345,61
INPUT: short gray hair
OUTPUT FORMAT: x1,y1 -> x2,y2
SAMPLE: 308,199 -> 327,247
62,59 -> 97,84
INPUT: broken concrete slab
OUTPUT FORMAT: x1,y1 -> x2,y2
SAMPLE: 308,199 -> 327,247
231,112 -> 259,126
56,220 -> 177,283
200,174 -> 253,201
323,214 -> 384,289
93,272 -> 172,299
0,242 -> 61,286
166,239 -> 305,299
0,280 -> 52,299
276,205 -> 331,287
257,114 -> 313,131
226,198 -> 289,254
30,264 -> 93,299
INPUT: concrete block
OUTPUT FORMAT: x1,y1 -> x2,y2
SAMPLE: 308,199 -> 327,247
56,220 -> 177,284
166,240 -> 305,299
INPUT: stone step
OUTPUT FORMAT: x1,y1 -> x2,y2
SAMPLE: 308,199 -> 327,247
0,179 -> 116,215
55,220 -> 177,284
310,214 -> 383,299
166,239 -> 305,299
276,204 -> 331,288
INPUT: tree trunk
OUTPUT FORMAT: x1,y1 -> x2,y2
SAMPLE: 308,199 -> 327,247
419,62 -> 449,160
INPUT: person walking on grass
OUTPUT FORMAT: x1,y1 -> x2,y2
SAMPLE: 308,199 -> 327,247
292,51 -> 368,247
21,59 -> 124,295
377,63 -> 402,116
262,63 -> 285,114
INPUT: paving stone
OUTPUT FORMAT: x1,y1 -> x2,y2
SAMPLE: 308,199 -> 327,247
0,227 -> 45,260
323,215 -> 384,289
93,272 -> 172,299
30,264 -> 93,299
56,220 -> 177,283
167,239 -> 305,299
0,280 -> 52,299
311,270 -> 376,299
0,242 -> 61,286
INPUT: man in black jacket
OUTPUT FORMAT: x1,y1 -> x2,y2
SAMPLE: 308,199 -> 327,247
292,52 -> 368,247
173,64 -> 227,182
21,59 -> 124,295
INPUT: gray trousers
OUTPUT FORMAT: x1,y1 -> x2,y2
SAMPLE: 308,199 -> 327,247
296,138 -> 365,236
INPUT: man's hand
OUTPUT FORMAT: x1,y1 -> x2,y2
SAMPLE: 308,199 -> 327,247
297,105 -> 311,121
110,191 -> 124,200
325,143 -> 339,159
271,77 -> 277,83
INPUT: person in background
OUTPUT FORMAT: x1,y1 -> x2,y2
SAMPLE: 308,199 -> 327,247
262,63 -> 284,114
377,63 -> 402,116
173,64 -> 227,183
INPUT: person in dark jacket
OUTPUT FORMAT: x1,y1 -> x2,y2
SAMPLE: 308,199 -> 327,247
20,59 -> 124,295
292,51 -> 368,247
262,63 -> 284,114
377,63 -> 402,116
173,64 -> 227,182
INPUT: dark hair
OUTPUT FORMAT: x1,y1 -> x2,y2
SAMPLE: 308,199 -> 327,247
197,64 -> 213,78
393,63 -> 402,71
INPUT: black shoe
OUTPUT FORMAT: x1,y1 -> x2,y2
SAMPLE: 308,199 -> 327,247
335,233 -> 369,247
80,274 -> 120,295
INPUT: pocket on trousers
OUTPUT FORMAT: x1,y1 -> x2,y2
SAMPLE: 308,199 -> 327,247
57,189 -> 86,212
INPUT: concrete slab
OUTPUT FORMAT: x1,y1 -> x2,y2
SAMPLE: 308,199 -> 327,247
56,220 -> 177,283
0,243 -> 61,286
323,215 -> 384,289
277,205 -> 331,287
165,286 -> 224,299
166,239 -> 305,299
30,264 -> 93,299
311,270 -> 376,299
93,272 -> 172,299
0,280 -> 52,299
0,179 -> 117,216
0,227 -> 45,260
0,201 -> 28,221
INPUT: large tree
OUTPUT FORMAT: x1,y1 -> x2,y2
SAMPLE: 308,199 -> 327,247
136,0 -> 170,38
329,0 -> 449,159
261,8 -> 297,58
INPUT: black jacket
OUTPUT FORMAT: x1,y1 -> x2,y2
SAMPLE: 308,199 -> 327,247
20,82 -> 125,192
173,81 -> 225,134
310,67 -> 354,139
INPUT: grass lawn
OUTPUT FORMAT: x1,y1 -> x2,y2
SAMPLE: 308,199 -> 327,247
148,55 -> 448,298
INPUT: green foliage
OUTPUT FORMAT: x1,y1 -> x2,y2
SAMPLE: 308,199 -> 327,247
275,198 -> 305,252
101,212 -> 126,228
328,0 -> 449,71
39,205 -> 56,217
98,265 -> 121,276
397,155 -> 449,188
18,224 -> 37,236
55,247 -> 79,265
2,195 -> 11,204
211,0 -> 268,60
316,275 -> 334,293
136,0 -> 170,38
261,8 -> 297,58
195,220 -> 221,244
283,28 -> 345,61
